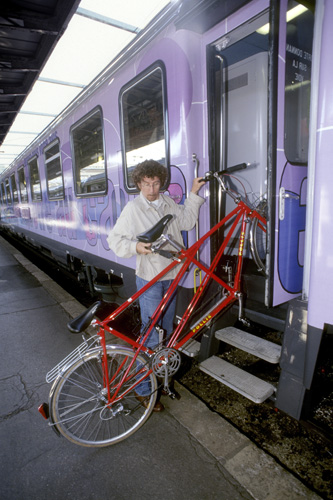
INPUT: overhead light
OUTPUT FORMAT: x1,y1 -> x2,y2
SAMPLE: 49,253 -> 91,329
257,4 -> 308,35
287,4 -> 308,22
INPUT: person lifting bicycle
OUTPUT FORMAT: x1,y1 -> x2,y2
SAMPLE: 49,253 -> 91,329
107,159 -> 206,411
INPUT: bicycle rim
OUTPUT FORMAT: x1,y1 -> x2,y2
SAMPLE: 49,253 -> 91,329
249,216 -> 267,275
50,346 -> 157,447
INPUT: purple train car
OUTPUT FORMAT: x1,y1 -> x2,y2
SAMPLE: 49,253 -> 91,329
0,0 -> 331,421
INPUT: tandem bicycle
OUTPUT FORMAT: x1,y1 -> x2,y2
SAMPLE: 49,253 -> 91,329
38,169 -> 267,447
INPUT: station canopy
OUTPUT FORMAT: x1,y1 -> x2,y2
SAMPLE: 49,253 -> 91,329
0,0 -> 170,174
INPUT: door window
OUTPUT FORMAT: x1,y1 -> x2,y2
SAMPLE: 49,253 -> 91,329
284,1 -> 314,164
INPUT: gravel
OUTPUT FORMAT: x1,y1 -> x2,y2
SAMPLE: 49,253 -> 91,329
177,340 -> 333,500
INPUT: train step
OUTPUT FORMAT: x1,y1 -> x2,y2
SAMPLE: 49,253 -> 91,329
179,339 -> 200,357
215,326 -> 281,363
199,356 -> 276,403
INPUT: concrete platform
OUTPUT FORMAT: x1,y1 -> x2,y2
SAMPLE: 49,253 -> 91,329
0,235 -> 322,500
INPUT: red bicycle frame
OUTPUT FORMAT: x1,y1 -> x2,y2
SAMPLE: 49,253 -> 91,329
93,196 -> 266,405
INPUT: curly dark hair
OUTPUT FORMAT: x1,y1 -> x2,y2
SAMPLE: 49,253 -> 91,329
132,160 -> 168,188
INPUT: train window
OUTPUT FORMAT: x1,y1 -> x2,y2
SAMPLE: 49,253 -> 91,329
44,140 -> 64,200
10,174 -> 18,203
1,183 -> 5,204
120,63 -> 169,191
284,1 -> 314,163
18,167 -> 28,203
28,156 -> 42,202
5,179 -> 11,203
70,107 -> 106,196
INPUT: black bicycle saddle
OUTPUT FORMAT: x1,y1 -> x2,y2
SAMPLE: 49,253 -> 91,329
137,214 -> 173,243
67,301 -> 102,333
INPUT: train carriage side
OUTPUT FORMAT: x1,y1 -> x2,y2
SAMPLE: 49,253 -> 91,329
0,11 -> 209,300
0,0 -> 332,422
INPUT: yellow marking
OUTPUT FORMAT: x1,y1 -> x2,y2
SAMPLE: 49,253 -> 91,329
192,314 -> 212,333
238,231 -> 245,256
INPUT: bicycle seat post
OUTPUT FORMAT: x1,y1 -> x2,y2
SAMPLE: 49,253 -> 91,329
158,233 -> 183,252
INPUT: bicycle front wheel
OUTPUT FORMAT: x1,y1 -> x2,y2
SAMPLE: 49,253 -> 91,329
249,201 -> 267,276
50,345 -> 157,447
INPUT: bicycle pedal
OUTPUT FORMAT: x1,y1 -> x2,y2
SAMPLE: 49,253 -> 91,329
171,390 -> 181,400
161,388 -> 181,400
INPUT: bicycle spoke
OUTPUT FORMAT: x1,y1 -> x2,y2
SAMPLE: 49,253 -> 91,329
51,347 -> 157,447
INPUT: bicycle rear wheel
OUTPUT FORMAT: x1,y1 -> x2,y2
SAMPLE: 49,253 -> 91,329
50,345 -> 157,447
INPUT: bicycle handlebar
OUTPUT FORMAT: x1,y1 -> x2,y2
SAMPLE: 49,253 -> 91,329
218,162 -> 247,174
201,163 -> 248,183
202,164 -> 249,202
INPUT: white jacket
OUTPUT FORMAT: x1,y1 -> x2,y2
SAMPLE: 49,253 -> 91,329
107,191 -> 205,281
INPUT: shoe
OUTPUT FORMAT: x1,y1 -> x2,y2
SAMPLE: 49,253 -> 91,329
134,393 -> 164,412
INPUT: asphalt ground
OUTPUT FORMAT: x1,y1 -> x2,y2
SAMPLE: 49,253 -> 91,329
0,235 -> 323,500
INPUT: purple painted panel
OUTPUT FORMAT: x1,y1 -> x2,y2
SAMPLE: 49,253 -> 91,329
277,163 -> 307,294
308,0 -> 333,329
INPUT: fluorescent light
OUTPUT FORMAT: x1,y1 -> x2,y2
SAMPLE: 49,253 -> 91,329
287,5 -> 308,22
257,4 -> 308,35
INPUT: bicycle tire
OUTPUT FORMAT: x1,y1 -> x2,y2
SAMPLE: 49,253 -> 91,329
50,345 -> 157,447
249,207 -> 267,276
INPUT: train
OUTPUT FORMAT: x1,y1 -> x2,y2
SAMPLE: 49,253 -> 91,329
0,0 -> 331,422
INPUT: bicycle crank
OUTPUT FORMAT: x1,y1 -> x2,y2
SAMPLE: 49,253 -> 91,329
151,348 -> 181,395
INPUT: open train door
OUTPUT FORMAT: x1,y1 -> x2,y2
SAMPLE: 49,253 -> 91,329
271,0 -> 314,306
207,0 -> 314,308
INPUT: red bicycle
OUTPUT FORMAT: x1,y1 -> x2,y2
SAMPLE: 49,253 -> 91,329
39,169 -> 267,447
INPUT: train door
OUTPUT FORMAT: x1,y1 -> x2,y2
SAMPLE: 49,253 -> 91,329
207,1 -> 314,308
273,1 -> 314,306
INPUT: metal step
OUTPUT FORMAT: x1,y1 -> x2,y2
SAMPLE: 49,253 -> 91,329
200,356 -> 276,404
215,326 -> 281,364
178,339 -> 200,357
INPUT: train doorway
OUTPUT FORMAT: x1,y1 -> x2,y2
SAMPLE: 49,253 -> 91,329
207,9 -> 270,307
207,1 -> 314,308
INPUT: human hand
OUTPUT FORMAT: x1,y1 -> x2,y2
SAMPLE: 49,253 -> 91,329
136,242 -> 152,254
191,177 -> 206,194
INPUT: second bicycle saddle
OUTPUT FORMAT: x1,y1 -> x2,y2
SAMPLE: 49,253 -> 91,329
137,214 -> 173,243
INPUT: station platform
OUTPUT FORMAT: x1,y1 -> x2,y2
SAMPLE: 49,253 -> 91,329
0,235 -> 322,500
